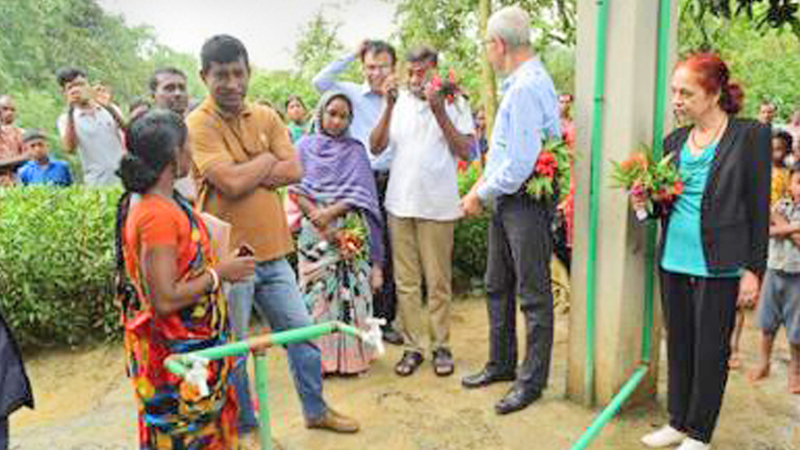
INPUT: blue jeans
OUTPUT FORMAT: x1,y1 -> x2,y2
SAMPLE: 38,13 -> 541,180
226,258 -> 326,429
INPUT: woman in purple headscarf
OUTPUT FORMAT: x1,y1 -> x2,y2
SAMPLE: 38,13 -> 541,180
289,91 -> 384,375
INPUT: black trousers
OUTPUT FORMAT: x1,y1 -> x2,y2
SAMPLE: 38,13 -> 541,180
0,416 -> 7,450
373,171 -> 397,327
485,193 -> 554,392
661,270 -> 739,443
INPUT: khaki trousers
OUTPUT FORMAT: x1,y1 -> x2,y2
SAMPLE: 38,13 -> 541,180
388,214 -> 454,354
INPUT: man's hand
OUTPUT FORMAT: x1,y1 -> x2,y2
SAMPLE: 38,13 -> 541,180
94,85 -> 111,107
66,85 -> 83,107
355,39 -> 369,57
380,74 -> 398,103
425,82 -> 445,114
460,191 -> 484,217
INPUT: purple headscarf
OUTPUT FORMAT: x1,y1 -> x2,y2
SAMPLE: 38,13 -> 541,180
289,92 -> 384,264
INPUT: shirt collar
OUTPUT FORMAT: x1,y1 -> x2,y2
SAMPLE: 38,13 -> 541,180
501,58 -> 542,93
75,103 -> 103,116
202,95 -> 253,120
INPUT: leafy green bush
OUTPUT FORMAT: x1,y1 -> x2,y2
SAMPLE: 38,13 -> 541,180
453,165 -> 489,292
0,186 -> 121,347
0,173 -> 491,346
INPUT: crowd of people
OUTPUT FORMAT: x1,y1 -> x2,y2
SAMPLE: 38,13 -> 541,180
0,3 -> 799,450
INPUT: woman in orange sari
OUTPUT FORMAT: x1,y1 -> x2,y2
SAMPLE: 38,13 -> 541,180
115,109 -> 255,449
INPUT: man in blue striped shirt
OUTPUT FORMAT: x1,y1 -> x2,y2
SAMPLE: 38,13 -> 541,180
460,5 -> 561,415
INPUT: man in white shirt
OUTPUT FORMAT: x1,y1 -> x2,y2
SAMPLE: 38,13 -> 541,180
56,67 -> 125,187
371,46 -> 475,378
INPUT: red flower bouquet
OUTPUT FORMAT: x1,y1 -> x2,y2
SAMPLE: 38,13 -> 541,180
526,140 -> 572,202
335,213 -> 368,261
428,68 -> 462,104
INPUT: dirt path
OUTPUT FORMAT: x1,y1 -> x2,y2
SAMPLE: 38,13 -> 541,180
10,298 -> 800,449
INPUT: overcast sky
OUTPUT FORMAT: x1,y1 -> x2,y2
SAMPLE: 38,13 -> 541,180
97,0 -> 397,71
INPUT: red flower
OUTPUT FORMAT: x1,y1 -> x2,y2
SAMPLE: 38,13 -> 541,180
429,73 -> 442,91
535,151 -> 558,178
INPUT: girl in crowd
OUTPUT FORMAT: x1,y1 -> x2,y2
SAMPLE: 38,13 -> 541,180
635,53 -> 770,450
115,109 -> 255,449
286,95 -> 309,144
290,92 -> 384,375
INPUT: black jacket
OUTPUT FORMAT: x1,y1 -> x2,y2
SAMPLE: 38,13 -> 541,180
0,308 -> 33,418
658,118 -> 771,277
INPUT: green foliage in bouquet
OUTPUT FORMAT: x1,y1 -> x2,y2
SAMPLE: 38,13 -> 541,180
526,140 -> 572,202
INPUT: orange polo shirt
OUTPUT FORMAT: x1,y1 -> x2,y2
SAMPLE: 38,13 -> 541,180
188,97 -> 295,262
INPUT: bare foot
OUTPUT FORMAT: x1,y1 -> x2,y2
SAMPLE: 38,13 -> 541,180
789,370 -> 800,394
748,363 -> 771,382
729,353 -> 742,369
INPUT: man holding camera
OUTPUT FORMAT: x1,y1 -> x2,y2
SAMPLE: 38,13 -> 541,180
56,67 -> 125,187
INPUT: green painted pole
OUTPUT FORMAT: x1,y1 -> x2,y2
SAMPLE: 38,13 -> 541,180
569,367 -> 648,450
254,353 -> 272,450
584,0 -> 611,407
167,322 -> 363,372
569,0 -> 674,448
643,0 -> 674,364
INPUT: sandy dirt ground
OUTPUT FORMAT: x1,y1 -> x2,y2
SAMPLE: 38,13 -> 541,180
9,298 -> 800,450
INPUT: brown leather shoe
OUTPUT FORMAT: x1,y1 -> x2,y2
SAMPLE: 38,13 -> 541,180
305,408 -> 360,433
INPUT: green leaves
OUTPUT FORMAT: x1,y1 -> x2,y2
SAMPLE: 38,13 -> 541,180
454,164 -> 489,289
680,0 -> 800,118
0,186 -> 122,347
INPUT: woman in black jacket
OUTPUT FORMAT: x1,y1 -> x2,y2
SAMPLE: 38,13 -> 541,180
637,53 -> 771,450
0,308 -> 34,450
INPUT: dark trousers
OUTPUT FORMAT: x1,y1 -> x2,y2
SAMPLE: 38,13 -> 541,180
485,193 -> 554,392
373,171 -> 397,327
661,270 -> 739,443
0,416 -> 8,450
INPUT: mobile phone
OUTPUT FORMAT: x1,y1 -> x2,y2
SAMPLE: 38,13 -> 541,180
237,244 -> 255,257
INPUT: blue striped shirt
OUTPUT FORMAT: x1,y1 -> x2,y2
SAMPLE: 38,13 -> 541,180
477,59 -> 561,201
312,54 -> 394,172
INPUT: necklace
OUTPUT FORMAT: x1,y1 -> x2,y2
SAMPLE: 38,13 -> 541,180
690,116 -> 727,153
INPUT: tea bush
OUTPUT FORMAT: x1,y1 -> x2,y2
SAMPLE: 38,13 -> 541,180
0,186 -> 121,346
0,175 -> 493,346
453,165 -> 489,291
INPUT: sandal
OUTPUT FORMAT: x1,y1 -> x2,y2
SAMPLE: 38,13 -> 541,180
433,348 -> 455,377
395,351 -> 424,376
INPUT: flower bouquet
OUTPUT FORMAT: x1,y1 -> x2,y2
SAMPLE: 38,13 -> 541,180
428,68 -> 462,104
610,150 -> 682,221
526,140 -> 572,202
335,213 -> 368,261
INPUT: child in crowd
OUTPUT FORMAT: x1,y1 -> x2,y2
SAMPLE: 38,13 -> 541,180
730,129 -> 792,368
286,95 -> 308,144
749,163 -> 800,394
772,131 -> 792,205
16,129 -> 72,187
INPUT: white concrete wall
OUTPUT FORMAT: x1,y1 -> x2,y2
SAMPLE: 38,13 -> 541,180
567,0 -> 678,406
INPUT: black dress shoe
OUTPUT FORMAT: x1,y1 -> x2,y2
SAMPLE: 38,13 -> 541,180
494,385 -> 541,415
461,367 -> 516,389
382,327 -> 404,345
